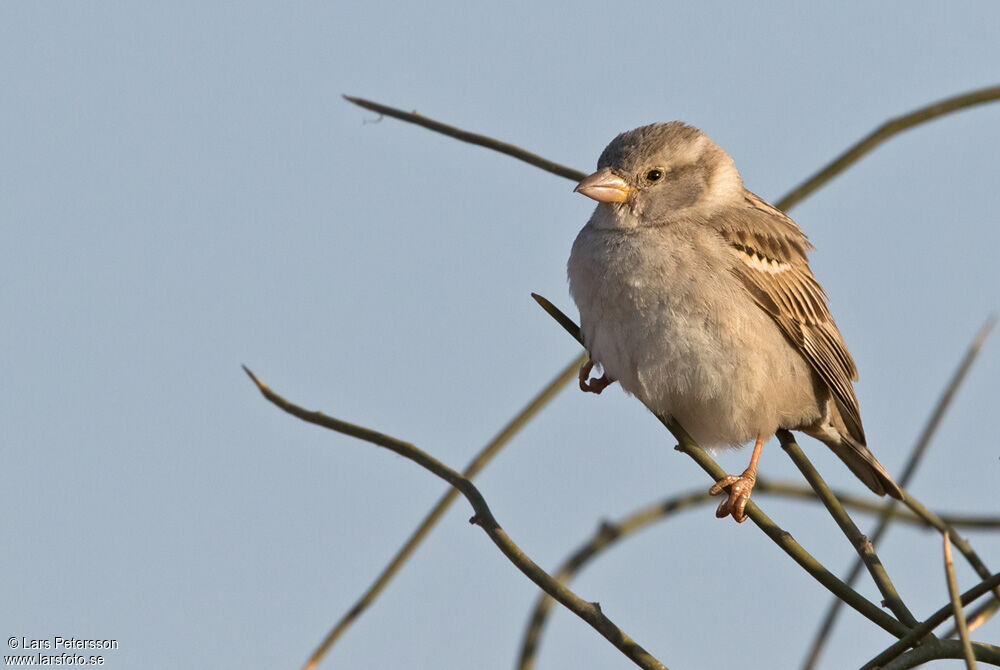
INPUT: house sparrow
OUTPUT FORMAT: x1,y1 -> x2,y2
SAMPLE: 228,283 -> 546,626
567,122 -> 902,522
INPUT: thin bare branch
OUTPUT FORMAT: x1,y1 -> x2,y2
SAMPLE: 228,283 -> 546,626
885,640 -> 1000,669
530,296 -> 910,639
775,84 -> 1000,211
242,366 -> 668,670
342,95 -> 586,182
517,480 -> 1000,670
532,292 -> 581,341
862,572 -> 1000,669
302,353 -> 585,669
897,316 -> 995,485
951,599 -> 1000,638
777,431 -> 917,628
901,491 -> 1000,608
944,532 -> 978,669
900,491 -> 1000,654
937,519 -> 1000,531
746,484 -> 1000,531
802,316 -> 996,669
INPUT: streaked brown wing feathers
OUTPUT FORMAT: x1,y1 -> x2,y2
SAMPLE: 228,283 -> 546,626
723,192 -> 864,443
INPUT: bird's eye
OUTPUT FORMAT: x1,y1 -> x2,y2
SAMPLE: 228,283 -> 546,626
646,169 -> 664,182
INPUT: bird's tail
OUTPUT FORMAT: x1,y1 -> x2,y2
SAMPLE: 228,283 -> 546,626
819,432 -> 903,500
803,397 -> 903,499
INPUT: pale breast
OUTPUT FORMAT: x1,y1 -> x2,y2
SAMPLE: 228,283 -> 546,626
568,219 -> 823,447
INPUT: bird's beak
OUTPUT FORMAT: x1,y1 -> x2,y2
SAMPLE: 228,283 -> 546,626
574,168 -> 633,203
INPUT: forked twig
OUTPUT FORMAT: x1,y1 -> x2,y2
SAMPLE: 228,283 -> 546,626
242,366 -> 668,670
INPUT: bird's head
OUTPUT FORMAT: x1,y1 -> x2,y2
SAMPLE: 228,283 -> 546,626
575,122 -> 744,228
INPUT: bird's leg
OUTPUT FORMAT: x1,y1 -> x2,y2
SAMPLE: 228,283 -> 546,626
709,433 -> 765,523
578,358 -> 614,394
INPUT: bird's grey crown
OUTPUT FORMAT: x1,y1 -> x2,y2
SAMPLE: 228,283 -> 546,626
597,122 -> 708,171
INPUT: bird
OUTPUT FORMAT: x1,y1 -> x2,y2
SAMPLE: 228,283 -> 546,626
567,122 -> 902,522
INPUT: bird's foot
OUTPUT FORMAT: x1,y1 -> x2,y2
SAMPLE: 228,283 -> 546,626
709,471 -> 757,523
709,433 -> 765,523
579,359 -> 614,394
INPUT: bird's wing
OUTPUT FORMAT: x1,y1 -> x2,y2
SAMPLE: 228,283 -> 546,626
720,190 -> 865,444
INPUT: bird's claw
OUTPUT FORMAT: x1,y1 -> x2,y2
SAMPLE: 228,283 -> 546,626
709,473 -> 756,523
579,359 -> 613,394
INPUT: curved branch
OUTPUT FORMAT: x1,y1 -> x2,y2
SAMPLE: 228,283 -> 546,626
947,599 -> 1000,639
885,640 -> 1000,669
302,353 -> 586,670
242,366 -> 668,670
775,84 -> 1000,210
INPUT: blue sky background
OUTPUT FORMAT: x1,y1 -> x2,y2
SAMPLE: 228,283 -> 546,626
3,3 -> 999,668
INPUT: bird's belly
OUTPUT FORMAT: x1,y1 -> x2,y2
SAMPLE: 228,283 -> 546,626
579,274 -> 820,448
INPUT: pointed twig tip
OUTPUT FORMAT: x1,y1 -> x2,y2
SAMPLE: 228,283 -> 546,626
529,293 -> 583,344
965,314 -> 997,356
976,312 -> 997,338
241,365 -> 267,392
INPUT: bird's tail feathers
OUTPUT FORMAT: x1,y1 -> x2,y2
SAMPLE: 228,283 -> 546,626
804,422 -> 903,499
